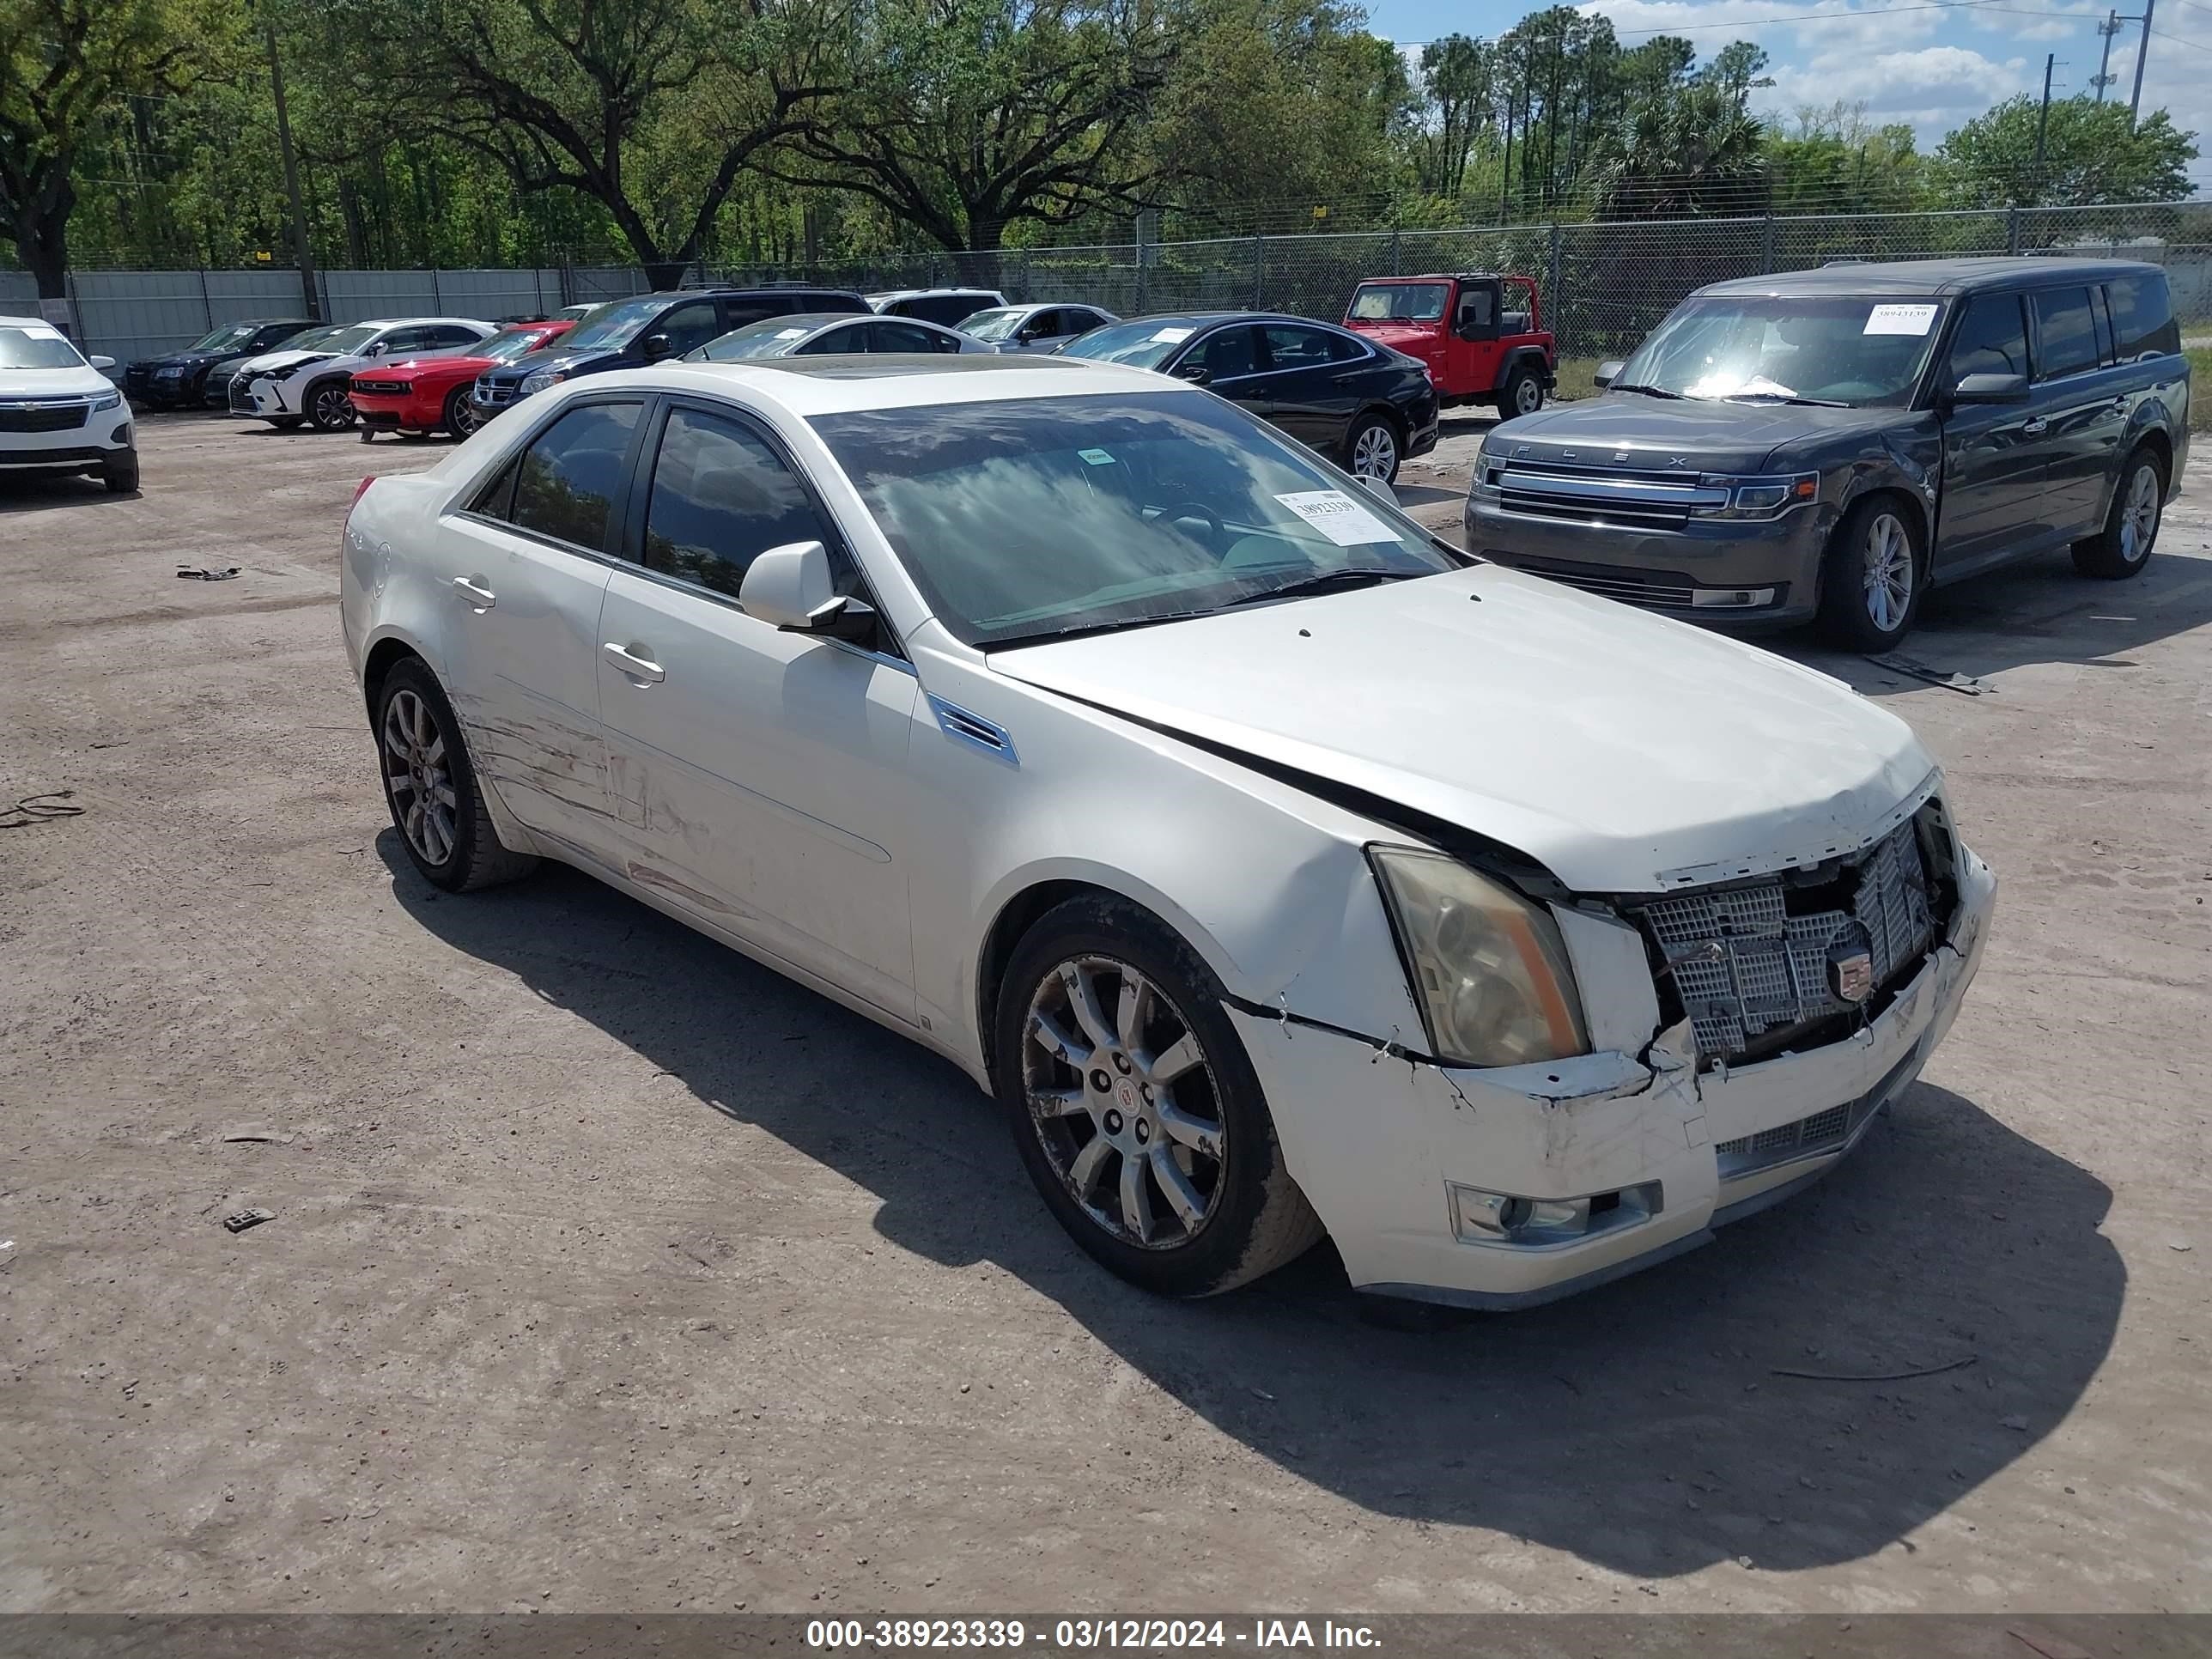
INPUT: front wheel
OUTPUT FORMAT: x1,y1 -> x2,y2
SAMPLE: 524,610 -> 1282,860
101,452 -> 139,494
2073,448 -> 2164,580
994,894 -> 1323,1297
374,659 -> 538,893
1496,367 -> 1544,420
1818,495 -> 1924,652
445,385 -> 480,439
307,380 -> 356,432
1345,415 -> 1401,483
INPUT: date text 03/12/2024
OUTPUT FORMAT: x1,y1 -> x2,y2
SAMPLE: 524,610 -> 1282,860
805,1620 -> 1382,1650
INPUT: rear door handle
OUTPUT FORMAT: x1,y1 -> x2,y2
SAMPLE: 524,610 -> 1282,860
603,641 -> 665,684
2021,417 -> 2049,436
451,575 -> 495,608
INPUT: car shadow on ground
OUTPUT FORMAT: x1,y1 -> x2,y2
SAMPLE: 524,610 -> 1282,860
0,475 -> 135,514
380,835 -> 2122,1579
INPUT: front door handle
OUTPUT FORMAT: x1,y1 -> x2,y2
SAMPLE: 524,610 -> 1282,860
2021,417 -> 2049,436
451,574 -> 495,608
603,641 -> 665,684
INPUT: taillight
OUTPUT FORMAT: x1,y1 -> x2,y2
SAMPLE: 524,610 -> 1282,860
349,476 -> 376,512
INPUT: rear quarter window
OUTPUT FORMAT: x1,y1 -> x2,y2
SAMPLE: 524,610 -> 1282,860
2105,273 -> 2180,361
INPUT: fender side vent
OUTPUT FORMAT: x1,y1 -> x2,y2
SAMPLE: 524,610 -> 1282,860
927,695 -> 1018,766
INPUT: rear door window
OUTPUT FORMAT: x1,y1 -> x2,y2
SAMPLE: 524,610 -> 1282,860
2105,273 -> 2180,360
651,301 -> 723,357
1945,293 -> 2030,382
2031,288 -> 2100,381
507,400 -> 645,552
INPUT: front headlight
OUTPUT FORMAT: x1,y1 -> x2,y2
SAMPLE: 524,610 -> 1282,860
1699,471 -> 1820,520
1368,846 -> 1589,1067
520,368 -> 562,396
89,391 -> 122,411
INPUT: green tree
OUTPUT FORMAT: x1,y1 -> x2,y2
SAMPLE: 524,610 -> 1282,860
1,0 -> 234,295
1417,33 -> 1491,200
1935,94 -> 2197,207
1586,76 -> 1765,218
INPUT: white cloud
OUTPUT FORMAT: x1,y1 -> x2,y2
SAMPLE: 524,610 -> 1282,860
1760,44 -> 2035,143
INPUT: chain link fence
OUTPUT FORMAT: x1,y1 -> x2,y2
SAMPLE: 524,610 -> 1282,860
12,201 -> 2206,371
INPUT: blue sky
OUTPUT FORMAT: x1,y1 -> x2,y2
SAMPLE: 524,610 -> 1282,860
1363,0 -> 2212,190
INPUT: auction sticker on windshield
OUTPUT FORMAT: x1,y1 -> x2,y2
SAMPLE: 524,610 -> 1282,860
1151,326 -> 1194,343
1863,303 -> 1938,335
1275,490 -> 1394,546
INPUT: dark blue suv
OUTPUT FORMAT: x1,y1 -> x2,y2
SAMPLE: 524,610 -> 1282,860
470,287 -> 867,422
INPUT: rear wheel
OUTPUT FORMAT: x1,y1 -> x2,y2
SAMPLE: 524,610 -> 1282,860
307,380 -> 356,432
2072,447 -> 2163,580
1496,366 -> 1544,420
373,658 -> 538,893
1818,495 -> 1924,652
445,385 -> 480,439
1345,414 -> 1401,483
994,893 -> 1323,1297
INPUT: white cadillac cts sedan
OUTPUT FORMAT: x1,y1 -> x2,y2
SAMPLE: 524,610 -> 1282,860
339,355 -> 1996,1312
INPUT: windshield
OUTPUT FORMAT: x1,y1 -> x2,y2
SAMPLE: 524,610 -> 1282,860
959,307 -> 1024,342
561,296 -> 665,351
188,323 -> 260,353
1057,319 -> 1210,371
811,392 -> 1458,647
1618,295 -> 1948,407
1349,282 -> 1448,323
478,326 -> 560,365
692,317 -> 851,361
0,324 -> 88,370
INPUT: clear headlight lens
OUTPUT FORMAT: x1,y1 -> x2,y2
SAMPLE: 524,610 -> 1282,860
519,368 -> 562,395
1700,471 -> 1819,520
1368,847 -> 1589,1067
88,391 -> 122,410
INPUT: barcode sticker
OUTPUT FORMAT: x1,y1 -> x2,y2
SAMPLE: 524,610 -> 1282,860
1864,303 -> 1938,336
1274,490 -> 1395,546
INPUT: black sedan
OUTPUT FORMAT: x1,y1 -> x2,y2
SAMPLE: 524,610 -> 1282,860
1060,312 -> 1437,483
124,319 -> 313,410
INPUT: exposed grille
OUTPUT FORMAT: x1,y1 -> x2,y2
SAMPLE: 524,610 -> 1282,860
1490,464 -> 1726,529
350,379 -> 410,396
474,377 -> 517,405
0,400 -> 90,433
1640,819 -> 1938,1062
228,380 -> 258,414
1713,1048 -> 1923,1180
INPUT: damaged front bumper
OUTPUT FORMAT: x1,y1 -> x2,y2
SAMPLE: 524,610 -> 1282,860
1237,842 -> 1996,1311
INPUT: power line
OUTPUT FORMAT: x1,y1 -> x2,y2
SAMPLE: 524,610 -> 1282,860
2147,24 -> 2212,46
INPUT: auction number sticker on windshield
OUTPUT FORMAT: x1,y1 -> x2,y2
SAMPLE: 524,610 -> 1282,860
1150,325 -> 1194,343
12,323 -> 64,340
1864,303 -> 1938,336
775,327 -> 808,339
1275,489 -> 1394,546
1078,448 -> 1116,465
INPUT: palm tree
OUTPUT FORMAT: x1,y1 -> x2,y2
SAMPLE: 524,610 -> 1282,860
1585,81 -> 1765,220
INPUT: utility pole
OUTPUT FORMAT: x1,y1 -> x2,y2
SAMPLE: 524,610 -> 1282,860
2033,53 -> 2057,202
264,15 -> 319,319
2094,9 -> 2120,100
2129,0 -> 2155,122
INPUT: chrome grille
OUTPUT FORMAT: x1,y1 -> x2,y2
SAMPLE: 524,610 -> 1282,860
1490,465 -> 1726,529
474,377 -> 517,404
1643,820 -> 1937,1061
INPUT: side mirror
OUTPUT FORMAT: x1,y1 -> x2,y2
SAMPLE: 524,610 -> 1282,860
1173,362 -> 1211,386
640,333 -> 676,362
89,354 -> 117,372
738,540 -> 847,632
1948,371 -> 2029,405
363,342 -> 387,357
1355,472 -> 1399,509
1594,360 -> 1624,389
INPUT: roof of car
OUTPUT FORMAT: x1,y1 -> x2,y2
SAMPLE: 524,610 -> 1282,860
869,288 -> 1002,301
636,354 -> 1159,416
1695,256 -> 2168,299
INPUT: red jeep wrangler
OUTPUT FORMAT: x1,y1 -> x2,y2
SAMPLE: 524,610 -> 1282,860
1342,273 -> 1555,420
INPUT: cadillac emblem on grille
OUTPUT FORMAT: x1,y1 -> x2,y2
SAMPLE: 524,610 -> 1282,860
1641,820 -> 1937,1060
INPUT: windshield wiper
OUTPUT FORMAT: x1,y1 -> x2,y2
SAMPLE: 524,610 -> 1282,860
1726,392 -> 1851,408
1221,568 -> 1413,607
1607,381 -> 1686,399
985,608 -> 1225,649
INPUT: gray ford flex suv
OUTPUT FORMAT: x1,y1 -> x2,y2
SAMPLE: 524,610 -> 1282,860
1462,258 -> 2190,649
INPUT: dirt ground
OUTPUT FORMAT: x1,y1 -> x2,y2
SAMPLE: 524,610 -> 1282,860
2,409 -> 2207,1616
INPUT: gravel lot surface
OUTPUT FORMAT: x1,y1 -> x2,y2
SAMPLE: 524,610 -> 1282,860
3,409 -> 2207,1614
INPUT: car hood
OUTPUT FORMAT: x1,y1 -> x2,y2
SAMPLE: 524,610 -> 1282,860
988,563 -> 1933,894
378,351 -> 498,377
135,351 -> 222,371
1345,321 -> 1443,356
1486,395 -> 1899,476
237,346 -> 347,377
1,365 -> 114,398
489,346 -> 610,380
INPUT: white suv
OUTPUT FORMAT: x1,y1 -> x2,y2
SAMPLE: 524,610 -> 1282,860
0,315 -> 136,493
228,317 -> 495,431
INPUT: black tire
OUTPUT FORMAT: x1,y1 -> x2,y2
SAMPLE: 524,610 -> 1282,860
307,379 -> 356,432
1495,366 -> 1544,421
2072,447 -> 2165,580
1343,413 -> 1401,484
1817,493 -> 1925,652
101,453 -> 139,494
444,385 -> 479,440
269,416 -> 303,431
372,657 -> 538,893
993,893 -> 1324,1297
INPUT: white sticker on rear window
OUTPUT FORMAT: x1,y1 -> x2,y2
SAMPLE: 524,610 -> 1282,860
775,327 -> 808,340
1151,326 -> 1194,343
1273,490 -> 1395,546
1864,303 -> 1938,336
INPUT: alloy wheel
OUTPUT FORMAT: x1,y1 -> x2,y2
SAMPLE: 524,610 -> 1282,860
1022,955 -> 1227,1249
452,396 -> 479,437
313,385 -> 355,428
2118,464 -> 2159,564
382,687 -> 459,866
1352,422 -> 1397,480
1515,375 -> 1542,415
1862,511 -> 1914,635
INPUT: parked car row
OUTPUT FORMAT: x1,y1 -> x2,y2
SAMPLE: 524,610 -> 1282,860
0,314 -> 136,491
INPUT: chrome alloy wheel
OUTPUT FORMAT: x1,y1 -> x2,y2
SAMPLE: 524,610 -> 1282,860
1351,422 -> 1398,480
2118,463 -> 2160,564
1862,510 -> 1914,635
1515,375 -> 1542,415
1023,956 -> 1227,1249
382,688 -> 458,866
313,384 -> 356,427
452,397 -> 480,437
